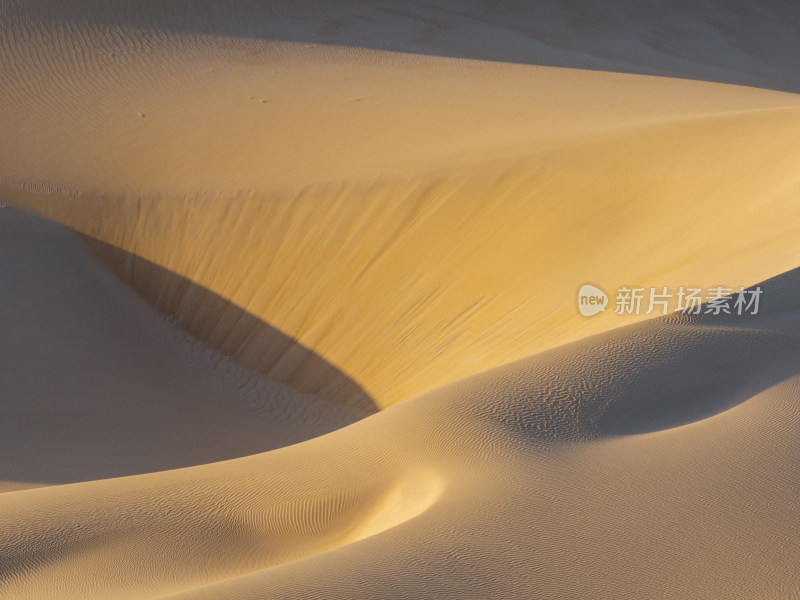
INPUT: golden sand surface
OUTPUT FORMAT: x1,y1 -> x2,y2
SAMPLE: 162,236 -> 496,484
2,1 -> 800,598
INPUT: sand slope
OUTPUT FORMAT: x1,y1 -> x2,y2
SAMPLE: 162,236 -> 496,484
4,0 -> 800,408
0,208 -> 368,492
3,255 -> 800,598
5,65 -> 800,408
2,0 -> 800,598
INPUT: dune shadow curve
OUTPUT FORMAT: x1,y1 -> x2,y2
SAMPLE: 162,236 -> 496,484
80,235 -> 376,413
0,207 -> 375,488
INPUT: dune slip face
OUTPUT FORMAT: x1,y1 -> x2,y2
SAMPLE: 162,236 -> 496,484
2,1 -> 800,599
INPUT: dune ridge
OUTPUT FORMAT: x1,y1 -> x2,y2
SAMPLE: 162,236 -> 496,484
0,208 -> 370,492
3,247 -> 800,598
3,0 -> 800,598
7,99 -> 800,407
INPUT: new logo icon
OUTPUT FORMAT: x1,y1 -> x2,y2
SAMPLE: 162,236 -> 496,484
578,284 -> 608,317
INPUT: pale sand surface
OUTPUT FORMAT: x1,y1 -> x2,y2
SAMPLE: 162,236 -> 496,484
0,208 -> 369,492
2,1 -> 800,598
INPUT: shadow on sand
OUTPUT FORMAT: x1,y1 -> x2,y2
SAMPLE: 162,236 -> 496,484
80,235 -> 377,413
0,208 -> 375,487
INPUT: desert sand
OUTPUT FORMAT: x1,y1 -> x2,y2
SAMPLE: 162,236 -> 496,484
2,1 -> 800,598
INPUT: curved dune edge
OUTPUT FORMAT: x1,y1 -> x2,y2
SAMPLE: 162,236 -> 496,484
0,207 -> 372,492
153,470 -> 445,600
4,0 -> 800,410
340,470 -> 444,545
4,0 -> 800,411
3,263 -> 800,599
4,0 -> 800,598
0,420 -> 449,600
7,97 -> 800,409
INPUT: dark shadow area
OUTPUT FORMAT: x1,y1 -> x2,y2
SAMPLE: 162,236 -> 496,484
0,206 -> 375,488
586,267 -> 800,436
8,0 -> 800,93
80,235 -> 376,413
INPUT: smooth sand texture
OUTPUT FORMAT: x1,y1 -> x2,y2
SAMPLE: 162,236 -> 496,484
2,1 -> 800,598
0,208 -> 369,492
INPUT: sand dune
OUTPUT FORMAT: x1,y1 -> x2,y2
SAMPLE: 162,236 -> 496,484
0,207 -> 368,492
2,0 -> 800,598
8,98 -> 800,407
4,240 -> 800,598
4,0 -> 800,408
